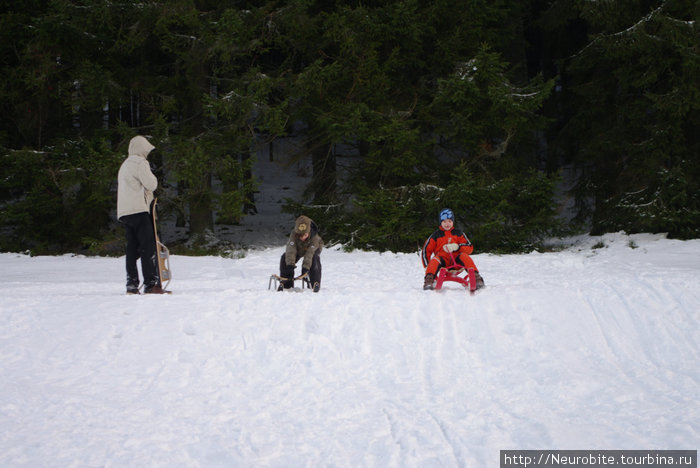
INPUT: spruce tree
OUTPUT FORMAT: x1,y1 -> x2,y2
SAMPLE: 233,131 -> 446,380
560,0 -> 699,237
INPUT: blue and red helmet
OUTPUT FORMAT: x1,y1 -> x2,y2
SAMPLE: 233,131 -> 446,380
439,208 -> 454,222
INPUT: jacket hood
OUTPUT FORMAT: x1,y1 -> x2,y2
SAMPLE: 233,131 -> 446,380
128,135 -> 155,158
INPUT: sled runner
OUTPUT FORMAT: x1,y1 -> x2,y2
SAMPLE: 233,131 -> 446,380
433,251 -> 477,293
151,198 -> 172,292
268,272 -> 311,291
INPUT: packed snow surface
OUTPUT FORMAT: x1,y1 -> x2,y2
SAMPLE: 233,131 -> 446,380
0,232 -> 698,467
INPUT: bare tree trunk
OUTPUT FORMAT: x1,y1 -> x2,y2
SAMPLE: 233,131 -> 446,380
311,142 -> 336,205
188,172 -> 214,244
242,151 -> 257,215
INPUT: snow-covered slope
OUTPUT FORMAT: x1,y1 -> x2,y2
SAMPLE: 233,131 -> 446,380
0,233 -> 698,466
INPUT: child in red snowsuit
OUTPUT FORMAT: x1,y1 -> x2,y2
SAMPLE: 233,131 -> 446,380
421,208 -> 484,290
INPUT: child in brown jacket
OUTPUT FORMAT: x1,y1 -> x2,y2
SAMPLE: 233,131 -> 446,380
278,215 -> 323,292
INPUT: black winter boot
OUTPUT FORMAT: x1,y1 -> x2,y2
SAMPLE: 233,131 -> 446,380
423,274 -> 435,290
474,271 -> 485,289
144,284 -> 171,294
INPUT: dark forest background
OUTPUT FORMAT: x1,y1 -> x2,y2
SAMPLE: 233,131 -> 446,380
1,0 -> 698,254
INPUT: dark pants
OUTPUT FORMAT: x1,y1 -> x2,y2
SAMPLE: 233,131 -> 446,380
279,251 -> 322,289
120,211 -> 159,290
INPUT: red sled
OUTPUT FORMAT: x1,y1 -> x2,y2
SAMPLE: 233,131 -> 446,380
434,266 -> 477,292
433,252 -> 477,292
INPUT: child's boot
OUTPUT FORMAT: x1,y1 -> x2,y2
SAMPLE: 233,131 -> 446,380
423,273 -> 435,290
474,271 -> 485,289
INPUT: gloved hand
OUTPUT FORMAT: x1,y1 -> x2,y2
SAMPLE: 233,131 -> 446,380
301,267 -> 309,276
443,243 -> 459,253
282,265 -> 295,279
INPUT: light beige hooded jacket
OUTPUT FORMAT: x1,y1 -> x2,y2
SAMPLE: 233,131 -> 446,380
117,135 -> 158,219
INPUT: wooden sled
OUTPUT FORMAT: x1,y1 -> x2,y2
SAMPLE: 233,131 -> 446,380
268,272 -> 311,291
151,198 -> 172,292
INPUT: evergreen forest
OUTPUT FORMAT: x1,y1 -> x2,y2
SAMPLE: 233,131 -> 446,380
1,0 -> 698,254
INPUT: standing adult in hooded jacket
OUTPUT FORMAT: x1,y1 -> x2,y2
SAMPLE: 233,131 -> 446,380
117,135 -> 166,294
278,215 -> 323,292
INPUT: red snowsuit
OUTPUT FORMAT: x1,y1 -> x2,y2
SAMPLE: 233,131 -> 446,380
421,226 -> 478,276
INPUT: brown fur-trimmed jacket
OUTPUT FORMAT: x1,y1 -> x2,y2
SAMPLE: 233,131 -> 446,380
284,215 -> 323,270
